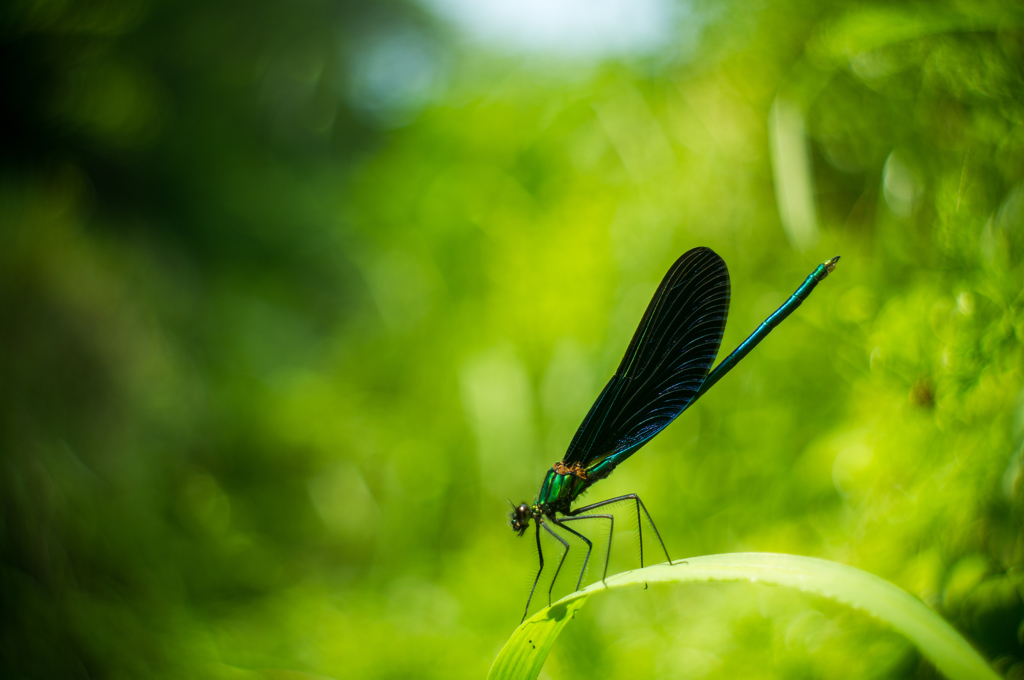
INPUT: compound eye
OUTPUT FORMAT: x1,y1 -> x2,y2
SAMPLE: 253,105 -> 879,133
517,504 -> 530,517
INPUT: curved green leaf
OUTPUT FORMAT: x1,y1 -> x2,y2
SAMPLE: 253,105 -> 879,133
487,553 -> 999,680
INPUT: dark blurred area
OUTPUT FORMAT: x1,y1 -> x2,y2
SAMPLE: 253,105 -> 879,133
2,0 -> 1024,678
1,0 -> 434,676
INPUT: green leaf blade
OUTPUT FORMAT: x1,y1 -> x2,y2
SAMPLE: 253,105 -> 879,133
488,553 -> 999,680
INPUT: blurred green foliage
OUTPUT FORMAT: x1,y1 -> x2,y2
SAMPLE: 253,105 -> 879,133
2,0 -> 1024,678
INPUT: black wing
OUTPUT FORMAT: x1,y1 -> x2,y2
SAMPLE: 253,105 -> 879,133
562,247 -> 730,474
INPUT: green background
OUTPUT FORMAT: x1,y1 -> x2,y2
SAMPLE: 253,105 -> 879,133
2,0 -> 1023,678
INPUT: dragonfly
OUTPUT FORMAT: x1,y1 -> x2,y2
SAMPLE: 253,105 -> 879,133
510,247 -> 839,621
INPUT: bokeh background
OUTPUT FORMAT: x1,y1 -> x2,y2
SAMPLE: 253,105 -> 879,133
3,0 -> 1024,678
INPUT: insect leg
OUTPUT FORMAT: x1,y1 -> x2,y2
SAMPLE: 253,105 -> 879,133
540,521 -> 571,607
550,516 -> 599,591
557,513 -> 613,585
521,522 -> 545,623
569,493 -> 672,567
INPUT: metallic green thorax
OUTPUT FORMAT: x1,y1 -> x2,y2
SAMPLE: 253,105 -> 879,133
534,458 -> 617,514
536,468 -> 587,514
